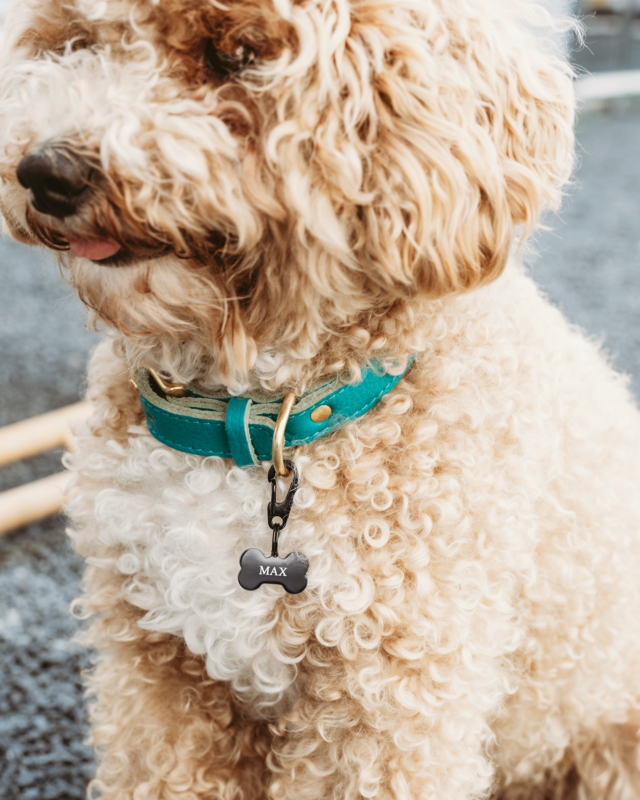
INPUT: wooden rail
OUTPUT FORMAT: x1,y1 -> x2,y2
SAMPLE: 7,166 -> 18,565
0,402 -> 93,535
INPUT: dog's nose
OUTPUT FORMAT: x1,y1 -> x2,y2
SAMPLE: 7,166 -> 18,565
16,147 -> 92,219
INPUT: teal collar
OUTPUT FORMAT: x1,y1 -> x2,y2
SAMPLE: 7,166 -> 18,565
136,357 -> 414,468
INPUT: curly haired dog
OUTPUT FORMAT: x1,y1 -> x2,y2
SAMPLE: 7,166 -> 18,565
1,0 -> 640,798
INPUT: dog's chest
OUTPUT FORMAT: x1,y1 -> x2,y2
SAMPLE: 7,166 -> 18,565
85,435 -> 317,714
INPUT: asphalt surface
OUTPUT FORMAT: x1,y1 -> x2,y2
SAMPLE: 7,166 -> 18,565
0,239 -> 98,799
1,104 -> 640,799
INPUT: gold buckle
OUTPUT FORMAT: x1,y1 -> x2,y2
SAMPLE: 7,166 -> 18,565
148,368 -> 187,398
272,392 -> 296,477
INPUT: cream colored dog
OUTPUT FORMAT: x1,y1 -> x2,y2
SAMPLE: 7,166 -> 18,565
1,0 -> 640,798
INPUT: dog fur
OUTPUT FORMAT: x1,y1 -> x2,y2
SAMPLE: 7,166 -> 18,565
1,0 -> 640,798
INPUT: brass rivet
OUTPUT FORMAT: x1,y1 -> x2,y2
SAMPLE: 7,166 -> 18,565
311,405 -> 332,423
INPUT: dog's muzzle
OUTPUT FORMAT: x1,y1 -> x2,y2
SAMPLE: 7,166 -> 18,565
17,145 -> 93,219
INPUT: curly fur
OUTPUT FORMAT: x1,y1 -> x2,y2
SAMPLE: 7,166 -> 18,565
1,0 -> 640,798
0,0 -> 573,389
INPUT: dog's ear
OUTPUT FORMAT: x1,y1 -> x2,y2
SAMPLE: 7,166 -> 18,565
352,4 -> 575,298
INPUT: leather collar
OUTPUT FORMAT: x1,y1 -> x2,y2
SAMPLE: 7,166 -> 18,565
136,357 -> 415,468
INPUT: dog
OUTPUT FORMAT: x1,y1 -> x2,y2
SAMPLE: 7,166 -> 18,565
2,0 -> 640,798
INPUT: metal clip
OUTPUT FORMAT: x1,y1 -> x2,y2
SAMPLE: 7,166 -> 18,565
267,461 -> 299,558
267,460 -> 299,531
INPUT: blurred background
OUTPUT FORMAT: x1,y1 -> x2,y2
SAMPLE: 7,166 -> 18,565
576,0 -> 640,70
1,1 -> 640,799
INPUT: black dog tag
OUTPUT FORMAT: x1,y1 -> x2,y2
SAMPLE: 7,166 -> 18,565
238,548 -> 309,594
238,461 -> 309,594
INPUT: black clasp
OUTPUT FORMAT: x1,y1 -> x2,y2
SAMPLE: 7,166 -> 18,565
267,460 -> 299,532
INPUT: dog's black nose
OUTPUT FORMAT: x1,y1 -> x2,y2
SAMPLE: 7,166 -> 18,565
17,148 -> 92,219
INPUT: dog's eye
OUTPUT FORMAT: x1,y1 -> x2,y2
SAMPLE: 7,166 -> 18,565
204,39 -> 253,78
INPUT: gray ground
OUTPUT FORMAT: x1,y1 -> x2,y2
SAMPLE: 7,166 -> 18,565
572,2 -> 640,74
0,239 -> 98,799
1,105 -> 640,799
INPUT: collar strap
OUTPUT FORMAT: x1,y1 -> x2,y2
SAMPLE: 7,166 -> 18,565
136,357 -> 414,468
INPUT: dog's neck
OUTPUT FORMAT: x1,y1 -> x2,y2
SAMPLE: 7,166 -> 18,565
109,292 -> 446,397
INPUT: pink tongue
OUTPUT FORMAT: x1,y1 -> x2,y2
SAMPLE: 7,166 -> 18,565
68,237 -> 122,261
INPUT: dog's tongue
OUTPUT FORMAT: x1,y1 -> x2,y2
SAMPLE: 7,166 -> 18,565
68,237 -> 121,261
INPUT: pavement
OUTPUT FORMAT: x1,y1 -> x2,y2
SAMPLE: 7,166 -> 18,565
1,100 -> 640,800
528,101 -> 640,397
0,239 -> 98,800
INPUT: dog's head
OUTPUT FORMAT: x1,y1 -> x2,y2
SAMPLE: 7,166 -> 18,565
0,0 -> 574,388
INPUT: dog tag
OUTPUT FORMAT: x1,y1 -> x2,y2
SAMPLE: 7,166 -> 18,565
238,461 -> 309,594
238,548 -> 309,594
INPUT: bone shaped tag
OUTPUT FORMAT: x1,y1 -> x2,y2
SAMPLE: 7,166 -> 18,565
238,548 -> 309,594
